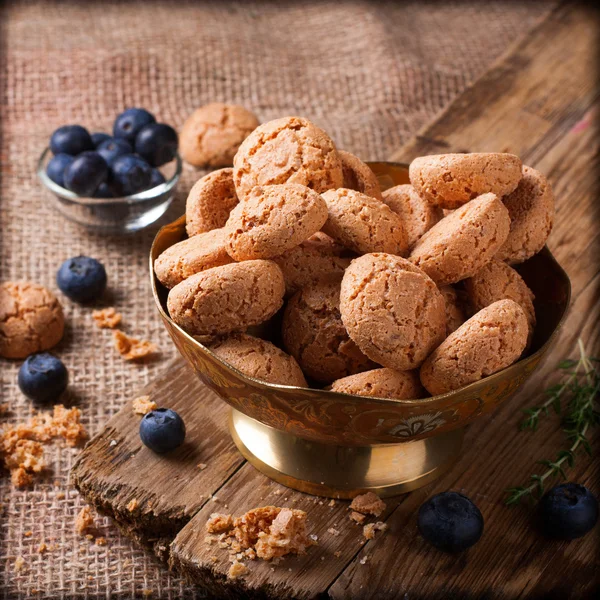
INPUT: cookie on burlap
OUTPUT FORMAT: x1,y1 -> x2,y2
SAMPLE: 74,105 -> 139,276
338,150 -> 382,199
180,103 -> 259,168
409,153 -> 522,209
382,184 -> 443,250
340,253 -> 446,370
330,368 -> 425,400
282,280 -> 374,383
463,259 -> 536,337
0,282 -> 65,359
496,165 -> 555,264
167,260 -> 285,336
233,116 -> 343,199
208,333 -> 307,387
409,193 -> 510,286
154,228 -> 234,289
272,233 -> 351,297
185,168 -> 239,236
225,184 -> 328,261
321,188 -> 408,256
420,299 -> 528,395
439,285 -> 467,335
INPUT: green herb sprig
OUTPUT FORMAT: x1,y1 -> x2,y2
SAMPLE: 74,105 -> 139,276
505,339 -> 600,505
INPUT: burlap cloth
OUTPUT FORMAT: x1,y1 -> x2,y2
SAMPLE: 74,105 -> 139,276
0,0 -> 555,597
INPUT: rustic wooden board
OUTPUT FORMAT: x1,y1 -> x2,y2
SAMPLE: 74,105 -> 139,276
73,2 -> 599,598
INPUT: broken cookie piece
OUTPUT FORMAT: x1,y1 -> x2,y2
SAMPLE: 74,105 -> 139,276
132,395 -> 158,415
349,492 -> 386,518
206,513 -> 234,534
113,330 -> 158,361
92,307 -> 122,329
363,521 -> 388,540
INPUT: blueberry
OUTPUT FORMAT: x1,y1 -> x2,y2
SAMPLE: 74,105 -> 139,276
18,353 -> 68,403
63,151 -> 108,196
110,154 -> 152,196
113,108 -> 156,144
50,125 -> 93,156
91,132 -> 112,148
139,408 -> 186,453
538,483 -> 598,540
97,138 -> 133,165
46,153 -> 74,187
148,168 -> 166,189
418,491 -> 484,553
134,123 -> 178,167
94,182 -> 114,198
56,256 -> 107,303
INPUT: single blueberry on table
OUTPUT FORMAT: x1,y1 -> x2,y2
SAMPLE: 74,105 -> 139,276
113,108 -> 156,144
94,182 -> 114,198
148,168 -> 166,189
18,353 -> 68,403
63,151 -> 108,196
418,491 -> 484,553
111,154 -> 152,196
50,125 -> 94,156
538,483 -> 598,540
91,132 -> 112,148
46,153 -> 74,187
56,256 -> 107,303
97,138 -> 132,165
139,408 -> 186,453
134,122 -> 178,167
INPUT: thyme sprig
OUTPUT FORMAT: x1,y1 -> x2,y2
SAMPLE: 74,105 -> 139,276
505,339 -> 600,505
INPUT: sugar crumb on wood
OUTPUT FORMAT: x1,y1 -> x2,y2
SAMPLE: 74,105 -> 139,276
92,307 -> 122,329
113,330 -> 158,361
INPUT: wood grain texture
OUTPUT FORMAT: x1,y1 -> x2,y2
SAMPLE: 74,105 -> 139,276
73,2 -> 599,597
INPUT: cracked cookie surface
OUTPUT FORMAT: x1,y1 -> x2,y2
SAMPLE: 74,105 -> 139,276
496,165 -> 555,264
208,333 -> 307,387
409,193 -> 510,286
340,253 -> 446,370
180,103 -> 259,168
225,184 -> 328,260
382,184 -> 443,251
282,280 -> 374,383
167,260 -> 285,336
185,168 -> 239,236
409,153 -> 522,209
321,188 -> 408,256
154,228 -> 234,289
338,150 -> 382,199
0,281 -> 65,359
420,299 -> 528,395
331,368 -> 425,400
233,116 -> 343,199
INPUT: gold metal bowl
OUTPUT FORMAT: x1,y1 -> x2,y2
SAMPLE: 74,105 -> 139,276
150,162 -> 571,498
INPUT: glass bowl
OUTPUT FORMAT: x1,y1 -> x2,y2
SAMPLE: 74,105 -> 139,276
37,147 -> 181,234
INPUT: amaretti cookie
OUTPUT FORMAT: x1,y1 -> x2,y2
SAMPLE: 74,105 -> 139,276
185,168 -> 239,236
225,184 -> 328,261
382,184 -> 443,250
409,193 -> 511,286
321,188 -> 408,256
282,281 -> 374,383
180,103 -> 260,168
209,333 -> 307,387
409,153 -> 522,209
496,165 -> 555,264
330,368 -> 425,400
439,285 -> 467,335
463,259 -> 536,335
167,260 -> 285,336
420,299 -> 529,395
233,116 -> 343,199
272,233 -> 351,297
154,228 -> 233,289
338,150 -> 382,200
340,253 -> 446,370
0,281 -> 65,359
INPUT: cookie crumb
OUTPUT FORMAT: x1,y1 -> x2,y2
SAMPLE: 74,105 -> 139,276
206,513 -> 234,534
349,511 -> 366,525
363,521 -> 388,540
14,556 -> 25,572
327,527 -> 340,537
132,396 -> 157,415
142,589 -> 153,597
228,561 -> 248,579
92,307 -> 122,329
328,499 -> 336,507
197,463 -> 208,470
37,542 -> 47,554
334,550 -> 342,558
127,499 -> 139,512
95,537 -> 107,546
360,555 -> 369,565
113,330 -> 158,361
56,492 -> 65,500
75,506 -> 95,535
24,531 -> 32,537
349,492 -> 386,518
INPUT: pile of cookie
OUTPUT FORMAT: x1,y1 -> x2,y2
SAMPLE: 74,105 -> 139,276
155,115 -> 554,399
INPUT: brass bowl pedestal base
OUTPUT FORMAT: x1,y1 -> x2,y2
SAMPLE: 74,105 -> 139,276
229,409 -> 464,499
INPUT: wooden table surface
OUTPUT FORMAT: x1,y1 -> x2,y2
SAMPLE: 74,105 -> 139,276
72,3 -> 600,598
